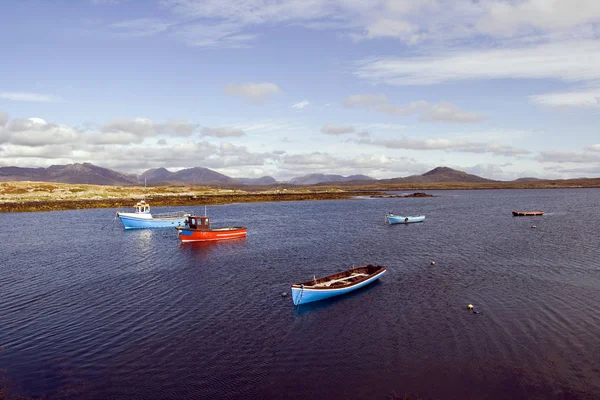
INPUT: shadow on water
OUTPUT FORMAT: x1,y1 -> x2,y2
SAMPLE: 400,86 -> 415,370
178,238 -> 248,263
292,280 -> 383,316
179,237 -> 247,249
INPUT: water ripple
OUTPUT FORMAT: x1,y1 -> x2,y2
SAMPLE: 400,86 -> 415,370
1,190 -> 600,399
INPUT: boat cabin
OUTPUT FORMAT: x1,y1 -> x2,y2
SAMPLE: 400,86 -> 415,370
134,201 -> 150,214
185,215 -> 211,230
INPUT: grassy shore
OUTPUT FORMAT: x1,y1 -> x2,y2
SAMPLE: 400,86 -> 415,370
1,178 -> 599,213
0,181 -> 380,213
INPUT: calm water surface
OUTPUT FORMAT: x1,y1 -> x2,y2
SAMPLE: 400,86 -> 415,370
1,189 -> 600,399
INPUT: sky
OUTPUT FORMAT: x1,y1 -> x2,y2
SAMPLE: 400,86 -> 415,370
0,0 -> 599,181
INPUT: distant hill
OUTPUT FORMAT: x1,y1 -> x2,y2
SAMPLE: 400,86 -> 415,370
381,166 -> 493,184
236,176 -> 278,185
289,174 -> 374,185
514,177 -> 541,182
0,166 -> 46,182
140,167 -> 172,183
0,163 -> 137,185
140,167 -> 235,184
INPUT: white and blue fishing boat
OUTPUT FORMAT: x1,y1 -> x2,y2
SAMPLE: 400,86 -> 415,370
291,265 -> 386,306
385,212 -> 425,225
116,200 -> 190,230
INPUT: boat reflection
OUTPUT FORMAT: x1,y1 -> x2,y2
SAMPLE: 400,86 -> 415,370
178,237 -> 247,263
292,280 -> 382,316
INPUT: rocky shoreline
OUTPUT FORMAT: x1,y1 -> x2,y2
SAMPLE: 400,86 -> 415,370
370,192 -> 434,198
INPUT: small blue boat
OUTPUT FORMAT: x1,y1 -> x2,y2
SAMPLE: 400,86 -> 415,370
385,213 -> 425,225
291,265 -> 386,306
116,200 -> 190,230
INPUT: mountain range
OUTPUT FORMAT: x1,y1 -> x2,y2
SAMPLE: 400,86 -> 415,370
0,163 -> 526,186
0,163 -> 138,185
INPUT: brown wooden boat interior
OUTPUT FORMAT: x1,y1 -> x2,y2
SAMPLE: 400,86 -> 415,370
292,265 -> 386,290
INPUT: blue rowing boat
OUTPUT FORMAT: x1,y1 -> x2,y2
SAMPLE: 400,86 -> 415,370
385,213 -> 425,225
291,265 -> 386,305
116,200 -> 190,230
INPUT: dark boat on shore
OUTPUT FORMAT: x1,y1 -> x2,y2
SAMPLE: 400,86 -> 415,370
291,265 -> 386,305
512,211 -> 544,216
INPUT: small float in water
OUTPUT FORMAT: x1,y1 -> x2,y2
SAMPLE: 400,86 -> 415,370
176,214 -> 247,243
291,265 -> 386,305
116,200 -> 190,229
512,210 -> 544,216
385,212 -> 425,224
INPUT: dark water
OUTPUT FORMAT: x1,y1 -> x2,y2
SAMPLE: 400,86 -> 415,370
1,189 -> 600,399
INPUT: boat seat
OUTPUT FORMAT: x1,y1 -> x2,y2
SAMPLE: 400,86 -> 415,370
313,273 -> 369,287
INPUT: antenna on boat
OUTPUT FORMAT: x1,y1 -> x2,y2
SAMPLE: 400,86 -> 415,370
205,204 -> 207,216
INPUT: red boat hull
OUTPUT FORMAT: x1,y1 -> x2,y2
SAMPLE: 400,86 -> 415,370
177,227 -> 247,243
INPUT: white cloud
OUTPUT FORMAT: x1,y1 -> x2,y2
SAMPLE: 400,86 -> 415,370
538,150 -> 600,163
354,40 -> 600,86
343,94 -> 485,123
0,112 -> 8,127
109,18 -> 172,37
155,120 -> 199,137
357,123 -> 407,131
169,22 -> 259,48
159,0 -> 476,48
0,92 -> 60,102
102,118 -> 155,136
343,93 -> 388,108
464,163 -> 512,180
586,144 -> 600,152
547,165 -> 600,176
363,18 -> 418,41
98,118 -> 198,140
321,124 -> 356,135
358,135 -> 530,157
164,0 -> 333,25
98,0 -> 600,50
477,0 -> 600,37
225,82 -> 282,103
291,100 -> 310,110
201,127 -> 246,137
0,115 -> 202,148
280,150 -> 430,180
530,88 -> 600,108
1,112 -> 596,180
379,100 -> 486,123
91,0 -> 121,4
0,118 -> 81,147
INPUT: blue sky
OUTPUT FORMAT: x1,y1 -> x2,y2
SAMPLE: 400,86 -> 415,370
1,0 -> 599,180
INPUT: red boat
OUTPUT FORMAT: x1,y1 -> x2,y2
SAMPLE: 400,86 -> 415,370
176,215 -> 247,243
512,210 -> 544,216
